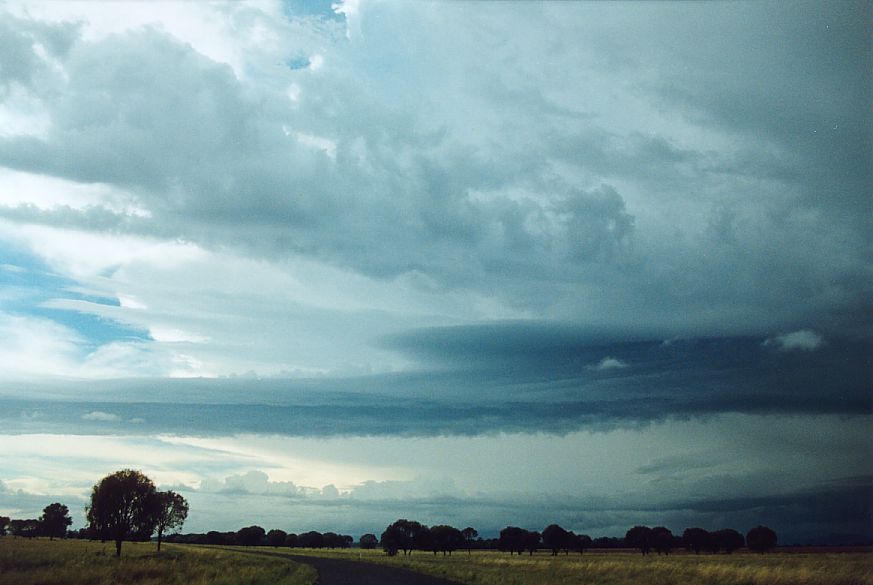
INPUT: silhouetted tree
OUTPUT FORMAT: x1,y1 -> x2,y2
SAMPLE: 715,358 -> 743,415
381,519 -> 426,555
524,530 -> 541,556
285,533 -> 299,548
87,469 -> 158,557
625,526 -> 654,555
746,525 -> 777,553
574,533 -> 593,554
652,526 -> 674,555
298,530 -> 324,548
713,528 -> 744,553
39,503 -> 73,540
237,525 -> 266,546
682,527 -> 711,554
153,491 -> 188,552
498,526 -> 528,555
542,524 -> 570,556
430,525 -> 464,555
206,530 -> 234,545
359,533 -> 378,549
0,516 -> 9,536
9,519 -> 40,538
461,527 -> 478,555
381,525 -> 402,556
267,529 -> 287,547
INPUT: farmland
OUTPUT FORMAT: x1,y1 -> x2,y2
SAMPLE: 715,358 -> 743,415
0,537 -> 315,585
280,547 -> 873,585
3,537 -> 872,585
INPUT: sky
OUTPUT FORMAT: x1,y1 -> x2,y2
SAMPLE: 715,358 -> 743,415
0,0 -> 870,545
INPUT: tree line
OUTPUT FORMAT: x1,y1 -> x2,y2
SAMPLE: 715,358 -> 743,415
0,468 -> 779,558
164,527 -> 357,549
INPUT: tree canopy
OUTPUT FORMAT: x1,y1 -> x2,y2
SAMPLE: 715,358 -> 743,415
153,490 -> 188,551
39,502 -> 72,540
747,525 -> 778,553
87,469 -> 158,557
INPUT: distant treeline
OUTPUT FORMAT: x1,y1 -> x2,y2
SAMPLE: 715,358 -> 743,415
156,520 -> 779,555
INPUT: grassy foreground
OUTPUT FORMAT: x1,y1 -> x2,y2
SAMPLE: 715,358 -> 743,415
285,547 -> 873,585
0,537 -> 316,585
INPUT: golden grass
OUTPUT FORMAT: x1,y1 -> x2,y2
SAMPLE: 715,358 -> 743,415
0,537 -> 316,585
283,547 -> 873,585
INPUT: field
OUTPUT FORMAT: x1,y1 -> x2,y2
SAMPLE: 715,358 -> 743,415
281,547 -> 873,585
0,537 -> 316,585
3,539 -> 872,585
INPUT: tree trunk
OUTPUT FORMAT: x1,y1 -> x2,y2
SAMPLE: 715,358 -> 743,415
157,527 -> 163,551
115,539 -> 122,557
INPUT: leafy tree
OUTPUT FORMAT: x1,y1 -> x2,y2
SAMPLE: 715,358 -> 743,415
285,533 -> 299,548
430,525 -> 464,555
267,529 -> 288,547
359,533 -> 379,549
237,525 -> 266,546
542,524 -> 570,556
380,525 -> 402,556
498,526 -> 528,555
298,530 -> 324,548
153,491 -> 188,551
713,528 -> 744,553
461,527 -> 478,555
682,527 -> 711,554
87,469 -> 158,557
9,519 -> 40,538
381,519 -> 426,556
746,525 -> 777,553
0,516 -> 9,536
39,502 -> 73,540
574,533 -> 593,554
625,525 -> 654,555
524,530 -> 541,556
652,526 -> 675,555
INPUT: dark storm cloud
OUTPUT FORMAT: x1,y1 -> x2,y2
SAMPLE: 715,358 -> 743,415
1,327 -> 868,437
0,4 -> 869,337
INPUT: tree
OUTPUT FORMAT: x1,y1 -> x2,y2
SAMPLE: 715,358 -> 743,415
153,491 -> 188,551
381,519 -> 426,556
298,530 -> 324,548
237,525 -> 266,546
498,526 -> 528,555
461,527 -> 478,555
682,527 -> 711,554
39,503 -> 73,540
87,469 -> 158,557
542,524 -> 570,556
651,526 -> 675,555
0,516 -> 9,536
713,528 -> 744,554
430,525 -> 464,555
746,525 -> 777,553
9,519 -> 40,538
359,533 -> 379,549
285,533 -> 299,548
524,530 -> 541,556
267,529 -> 288,547
625,526 -> 654,555
574,533 -> 593,554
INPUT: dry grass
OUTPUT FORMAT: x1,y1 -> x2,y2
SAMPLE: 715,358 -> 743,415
285,547 -> 873,585
0,537 -> 316,585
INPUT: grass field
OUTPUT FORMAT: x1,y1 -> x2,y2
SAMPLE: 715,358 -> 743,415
3,538 -> 871,585
0,537 -> 316,585
282,547 -> 873,585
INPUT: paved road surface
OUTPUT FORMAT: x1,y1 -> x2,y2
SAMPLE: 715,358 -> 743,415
234,549 -> 464,585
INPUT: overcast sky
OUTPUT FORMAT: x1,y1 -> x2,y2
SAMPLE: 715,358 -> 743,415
0,0 -> 870,545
